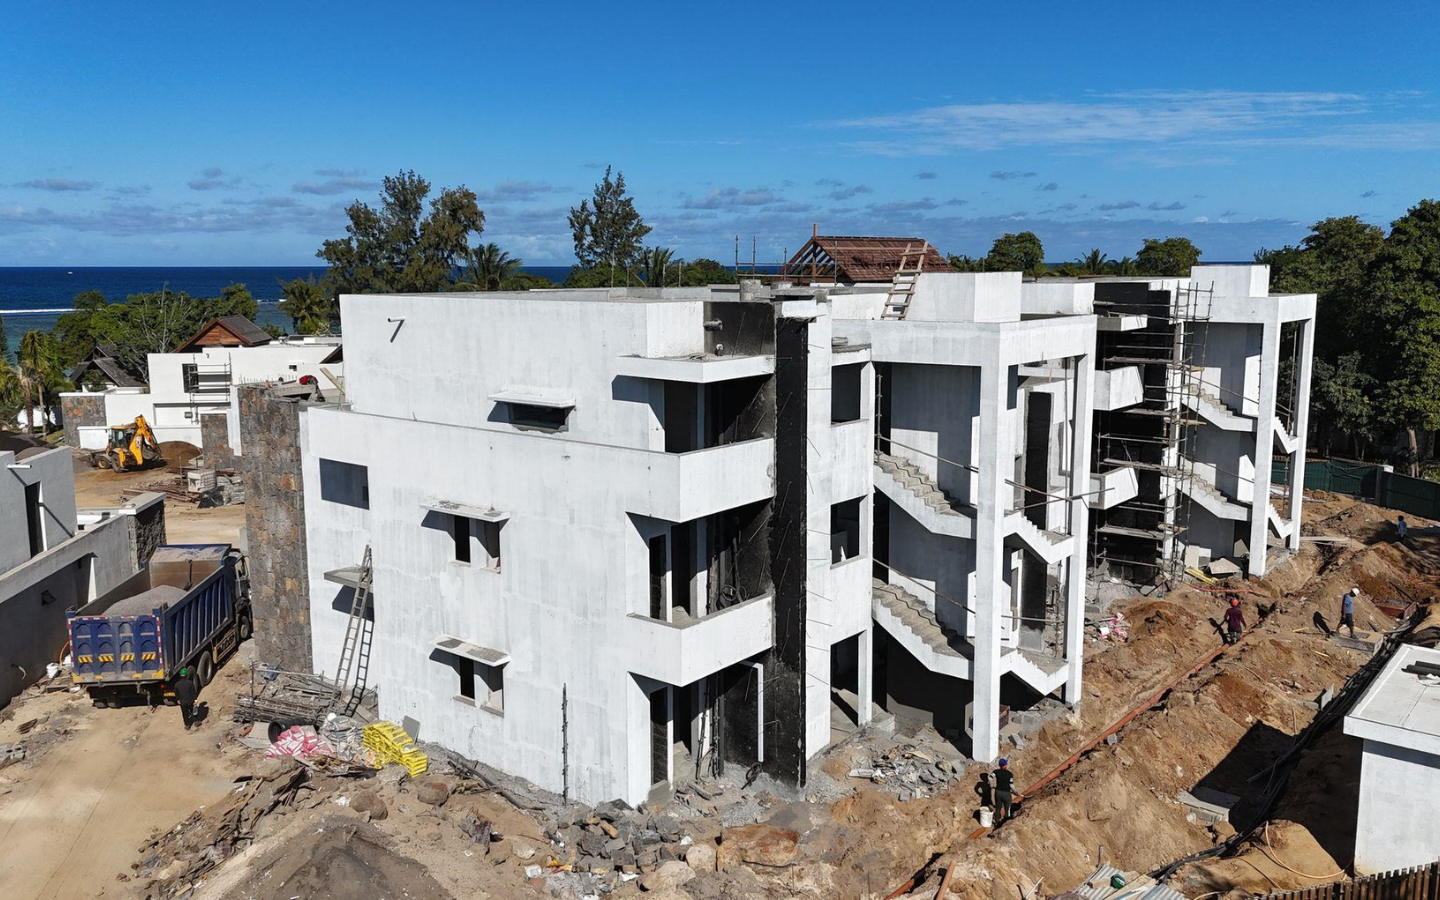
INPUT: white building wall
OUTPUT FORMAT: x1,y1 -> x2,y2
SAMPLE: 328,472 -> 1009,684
1355,739 -> 1440,874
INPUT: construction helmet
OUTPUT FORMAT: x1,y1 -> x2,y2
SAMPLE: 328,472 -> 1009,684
1230,598 -> 1240,607
1351,587 -> 1361,595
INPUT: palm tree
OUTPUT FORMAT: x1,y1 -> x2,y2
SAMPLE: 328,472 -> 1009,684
17,330 -> 63,436
278,275 -> 337,335
640,247 -> 675,288
0,355 -> 23,428
1076,249 -> 1110,275
456,243 -> 524,291
1108,256 -> 1139,276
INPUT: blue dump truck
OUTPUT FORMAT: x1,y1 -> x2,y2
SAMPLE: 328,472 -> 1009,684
68,544 -> 251,707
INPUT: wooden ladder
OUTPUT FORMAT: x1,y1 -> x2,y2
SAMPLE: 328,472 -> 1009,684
333,545 -> 374,716
881,243 -> 928,320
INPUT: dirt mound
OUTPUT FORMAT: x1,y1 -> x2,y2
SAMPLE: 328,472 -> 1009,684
221,818 -> 455,900
160,441 -> 202,471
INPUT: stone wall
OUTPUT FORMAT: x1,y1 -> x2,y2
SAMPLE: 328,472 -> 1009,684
238,384 -> 313,671
60,393 -> 107,448
199,412 -> 237,469
127,493 -> 168,568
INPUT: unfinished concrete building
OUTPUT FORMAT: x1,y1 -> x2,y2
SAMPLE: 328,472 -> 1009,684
300,286 -> 882,805
1070,265 -> 1316,581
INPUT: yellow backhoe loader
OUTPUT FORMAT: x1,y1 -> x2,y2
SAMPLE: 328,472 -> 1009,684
94,415 -> 165,471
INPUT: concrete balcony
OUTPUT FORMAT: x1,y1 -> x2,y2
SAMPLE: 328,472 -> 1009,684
1094,366 -> 1145,412
627,595 -> 774,686
629,437 -> 775,522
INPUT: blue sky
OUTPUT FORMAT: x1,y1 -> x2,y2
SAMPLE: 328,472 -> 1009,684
2,0 -> 1437,266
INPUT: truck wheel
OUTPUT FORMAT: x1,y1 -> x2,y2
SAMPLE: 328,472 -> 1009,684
197,649 -> 215,686
238,613 -> 253,641
267,721 -> 283,743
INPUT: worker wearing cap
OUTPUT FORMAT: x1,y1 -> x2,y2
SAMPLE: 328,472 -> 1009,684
1223,598 -> 1246,644
993,758 -> 1021,825
173,667 -> 200,731
1340,588 -> 1359,638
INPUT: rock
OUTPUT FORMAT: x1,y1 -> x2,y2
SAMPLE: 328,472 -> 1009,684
579,831 -> 610,856
416,780 -> 450,806
597,798 -> 633,821
351,790 -> 389,820
515,843 -> 537,860
637,847 -> 660,869
599,819 -> 619,839
651,814 -> 681,837
717,823 -> 799,870
685,843 -> 717,873
1211,820 -> 1238,841
640,859 -> 695,892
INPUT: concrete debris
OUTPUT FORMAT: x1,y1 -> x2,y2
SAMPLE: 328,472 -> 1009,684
0,743 -> 25,769
717,823 -> 800,870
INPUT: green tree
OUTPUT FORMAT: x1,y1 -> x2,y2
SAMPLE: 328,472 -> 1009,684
0,355 -> 21,425
1108,256 -> 1139,276
947,254 -> 986,272
1076,248 -> 1110,275
454,243 -> 524,292
1309,353 -> 1375,456
1362,200 -> 1440,474
0,314 -> 9,365
562,264 -> 643,288
677,258 -> 738,286
16,330 -> 66,435
985,232 -> 1045,274
279,274 -> 338,335
639,247 -> 675,287
52,290 -> 110,367
568,166 -> 651,269
1134,237 -> 1201,276
319,170 -> 485,294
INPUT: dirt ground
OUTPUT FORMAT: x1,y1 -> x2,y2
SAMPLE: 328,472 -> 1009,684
2,487 -> 1433,900
71,449 -> 246,546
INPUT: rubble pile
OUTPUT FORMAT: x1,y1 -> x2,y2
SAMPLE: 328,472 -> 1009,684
846,744 -> 966,801
533,799 -> 702,894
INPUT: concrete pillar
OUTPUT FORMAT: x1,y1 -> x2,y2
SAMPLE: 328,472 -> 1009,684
856,625 -> 873,726
1063,352 -> 1094,704
1288,318 -> 1315,551
971,351 -> 1010,763
1248,318 -> 1282,577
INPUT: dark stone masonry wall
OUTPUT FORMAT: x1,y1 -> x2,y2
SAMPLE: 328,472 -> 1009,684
237,384 -> 313,672
60,393 -> 107,448
200,412 -> 237,469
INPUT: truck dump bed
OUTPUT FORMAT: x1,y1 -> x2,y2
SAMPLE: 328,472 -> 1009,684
69,545 -> 236,685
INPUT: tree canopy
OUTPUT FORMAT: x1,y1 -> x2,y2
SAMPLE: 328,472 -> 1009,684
319,170 -> 485,294
1134,237 -> 1201,276
985,232 -> 1046,274
279,275 -> 337,335
568,166 -> 651,269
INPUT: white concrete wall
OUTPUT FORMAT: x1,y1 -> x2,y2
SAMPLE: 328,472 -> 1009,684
1355,739 -> 1440,874
1,447 -> 79,573
1,449 -> 138,703
1021,282 -> 1095,317
907,272 -> 1021,323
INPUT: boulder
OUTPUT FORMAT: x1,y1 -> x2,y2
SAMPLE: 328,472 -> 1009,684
415,780 -> 450,806
351,790 -> 389,820
717,823 -> 799,870
685,842 -> 717,873
640,859 -> 695,892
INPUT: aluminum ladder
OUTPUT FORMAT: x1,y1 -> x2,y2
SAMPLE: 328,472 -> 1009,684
880,243 -> 928,320
333,545 -> 374,715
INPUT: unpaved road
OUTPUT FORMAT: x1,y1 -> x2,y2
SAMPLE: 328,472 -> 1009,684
0,654 -> 252,899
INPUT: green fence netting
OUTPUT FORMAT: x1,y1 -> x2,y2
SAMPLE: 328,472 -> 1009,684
1274,457 -> 1440,520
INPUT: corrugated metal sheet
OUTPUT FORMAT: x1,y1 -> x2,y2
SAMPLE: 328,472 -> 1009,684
1075,865 -> 1188,900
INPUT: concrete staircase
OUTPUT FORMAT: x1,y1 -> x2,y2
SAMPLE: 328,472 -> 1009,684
1273,420 -> 1298,455
1004,648 -> 1070,696
1003,511 -> 1076,565
871,579 -> 972,679
874,451 -> 974,539
1267,501 -> 1293,541
1181,385 -> 1254,432
1178,472 -> 1250,521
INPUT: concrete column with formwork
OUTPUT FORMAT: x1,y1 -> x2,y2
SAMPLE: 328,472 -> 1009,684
1247,317 -> 1282,577
1064,351 -> 1095,704
970,347 -> 1011,763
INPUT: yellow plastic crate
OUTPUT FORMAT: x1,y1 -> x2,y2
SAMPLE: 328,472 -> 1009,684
362,722 -> 428,776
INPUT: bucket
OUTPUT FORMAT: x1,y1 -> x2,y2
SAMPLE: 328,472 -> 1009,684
45,663 -> 61,680
978,807 -> 994,828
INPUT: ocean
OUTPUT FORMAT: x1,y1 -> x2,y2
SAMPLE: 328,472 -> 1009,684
0,266 -> 575,358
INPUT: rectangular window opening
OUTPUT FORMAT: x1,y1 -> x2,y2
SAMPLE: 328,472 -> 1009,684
648,535 -> 667,619
452,515 -> 473,564
182,362 -> 200,393
830,497 -> 862,564
25,482 -> 43,557
457,656 -> 476,700
319,459 -> 370,509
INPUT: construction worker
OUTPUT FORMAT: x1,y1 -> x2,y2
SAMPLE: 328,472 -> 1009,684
1397,516 -> 1409,546
1340,587 -> 1359,638
993,758 -> 1021,825
173,667 -> 200,731
1223,598 -> 1246,644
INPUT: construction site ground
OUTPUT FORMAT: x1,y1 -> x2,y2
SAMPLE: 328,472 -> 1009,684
0,488 -> 1434,900
70,445 -> 245,545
